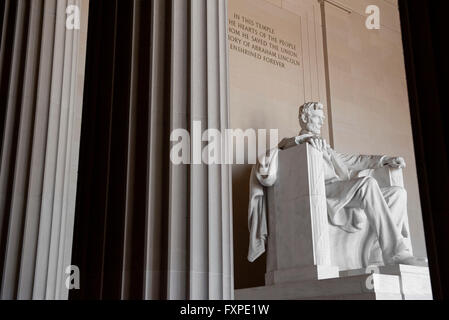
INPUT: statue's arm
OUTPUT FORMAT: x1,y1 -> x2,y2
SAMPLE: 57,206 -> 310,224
278,137 -> 297,150
335,152 -> 386,171
278,134 -> 313,150
335,152 -> 406,171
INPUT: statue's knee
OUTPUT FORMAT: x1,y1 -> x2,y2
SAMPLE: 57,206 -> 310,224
358,177 -> 380,200
364,176 -> 379,189
392,186 -> 407,200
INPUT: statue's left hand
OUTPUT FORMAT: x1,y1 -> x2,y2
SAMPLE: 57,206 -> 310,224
383,157 -> 406,169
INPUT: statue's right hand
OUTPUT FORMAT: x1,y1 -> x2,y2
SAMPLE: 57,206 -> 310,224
305,136 -> 328,152
294,133 -> 314,145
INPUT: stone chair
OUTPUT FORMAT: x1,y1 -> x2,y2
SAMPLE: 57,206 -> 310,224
265,143 -> 412,285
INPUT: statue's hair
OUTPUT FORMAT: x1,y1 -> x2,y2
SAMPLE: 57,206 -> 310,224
298,102 -> 324,122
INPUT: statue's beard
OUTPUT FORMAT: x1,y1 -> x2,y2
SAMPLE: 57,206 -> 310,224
306,124 -> 321,136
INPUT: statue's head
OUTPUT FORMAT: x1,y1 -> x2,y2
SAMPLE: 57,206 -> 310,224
299,102 -> 325,136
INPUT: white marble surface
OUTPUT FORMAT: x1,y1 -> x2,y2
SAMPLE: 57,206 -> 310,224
340,265 -> 433,300
265,143 -> 335,284
236,273 -> 403,300
237,264 -> 432,300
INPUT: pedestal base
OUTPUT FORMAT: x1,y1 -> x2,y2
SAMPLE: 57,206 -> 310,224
236,273 -> 402,300
236,265 -> 432,300
265,265 -> 339,285
340,265 -> 432,300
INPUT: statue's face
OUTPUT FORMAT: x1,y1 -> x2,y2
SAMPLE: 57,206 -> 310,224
304,109 -> 325,135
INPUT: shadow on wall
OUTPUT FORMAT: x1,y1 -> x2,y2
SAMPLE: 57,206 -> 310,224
233,165 -> 266,289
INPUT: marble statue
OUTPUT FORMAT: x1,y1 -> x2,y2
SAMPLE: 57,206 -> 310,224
248,102 -> 427,267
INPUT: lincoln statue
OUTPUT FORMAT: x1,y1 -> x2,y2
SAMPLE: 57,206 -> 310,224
248,102 -> 427,267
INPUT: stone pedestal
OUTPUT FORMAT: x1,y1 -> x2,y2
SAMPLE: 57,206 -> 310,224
340,265 -> 433,300
265,144 -> 339,285
236,273 -> 403,300
236,265 -> 432,300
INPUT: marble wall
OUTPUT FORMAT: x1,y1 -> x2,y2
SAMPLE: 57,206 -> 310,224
229,0 -> 427,289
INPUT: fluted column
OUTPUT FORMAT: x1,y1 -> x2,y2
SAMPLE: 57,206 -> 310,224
71,0 -> 233,300
0,0 -> 89,300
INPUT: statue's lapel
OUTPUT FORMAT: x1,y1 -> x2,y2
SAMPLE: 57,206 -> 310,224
328,149 -> 351,181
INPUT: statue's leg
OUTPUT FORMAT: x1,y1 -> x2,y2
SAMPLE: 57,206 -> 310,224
381,186 -> 409,239
348,177 -> 410,265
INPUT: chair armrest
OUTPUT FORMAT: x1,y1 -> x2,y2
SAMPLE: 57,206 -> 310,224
358,167 -> 404,188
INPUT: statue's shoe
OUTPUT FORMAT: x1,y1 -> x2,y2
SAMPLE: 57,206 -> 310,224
391,255 -> 428,267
